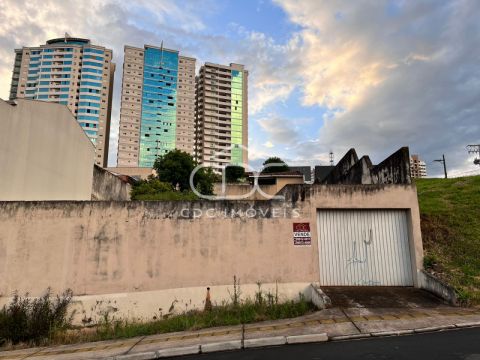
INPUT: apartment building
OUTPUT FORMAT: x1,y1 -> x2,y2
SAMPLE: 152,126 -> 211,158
117,44 -> 196,168
9,36 -> 115,167
195,62 -> 248,169
410,154 -> 427,178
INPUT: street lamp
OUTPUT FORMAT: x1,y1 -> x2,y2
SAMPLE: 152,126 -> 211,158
433,154 -> 448,179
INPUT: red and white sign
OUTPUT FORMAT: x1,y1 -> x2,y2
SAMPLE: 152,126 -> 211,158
293,223 -> 311,246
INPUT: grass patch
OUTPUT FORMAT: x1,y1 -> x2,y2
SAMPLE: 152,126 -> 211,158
1,283 -> 315,348
54,293 -> 315,345
0,289 -> 73,347
416,175 -> 480,305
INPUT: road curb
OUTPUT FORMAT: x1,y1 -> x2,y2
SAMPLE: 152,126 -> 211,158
46,317 -> 480,360
243,336 -> 286,348
414,325 -> 456,333
156,345 -> 200,358
455,321 -> 480,328
116,352 -> 156,360
200,340 -> 243,353
330,333 -> 371,341
286,333 -> 328,344
371,330 -> 414,337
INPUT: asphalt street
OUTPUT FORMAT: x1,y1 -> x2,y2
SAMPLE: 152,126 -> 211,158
175,327 -> 480,360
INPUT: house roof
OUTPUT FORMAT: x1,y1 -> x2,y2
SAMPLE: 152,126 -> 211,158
289,166 -> 312,182
248,171 -> 304,178
314,166 -> 335,183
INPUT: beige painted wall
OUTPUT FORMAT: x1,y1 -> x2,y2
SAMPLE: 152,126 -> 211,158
213,183 -> 277,200
0,99 -> 95,200
213,176 -> 304,200
106,167 -> 155,180
0,184 -> 423,323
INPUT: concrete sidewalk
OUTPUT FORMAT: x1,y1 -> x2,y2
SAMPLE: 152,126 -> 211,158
1,306 -> 480,360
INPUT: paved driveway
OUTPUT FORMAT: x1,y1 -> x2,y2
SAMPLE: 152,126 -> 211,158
322,286 -> 448,308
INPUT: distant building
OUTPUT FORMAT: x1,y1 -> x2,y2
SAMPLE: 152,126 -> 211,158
117,44 -> 196,167
9,36 -> 115,167
289,166 -> 313,184
0,99 -> 95,200
314,165 -> 335,183
410,154 -> 427,178
195,62 -> 248,169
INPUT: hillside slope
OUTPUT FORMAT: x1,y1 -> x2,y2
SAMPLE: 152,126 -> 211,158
416,176 -> 480,305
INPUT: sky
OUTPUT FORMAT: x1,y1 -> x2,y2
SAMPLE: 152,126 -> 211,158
0,0 -> 479,176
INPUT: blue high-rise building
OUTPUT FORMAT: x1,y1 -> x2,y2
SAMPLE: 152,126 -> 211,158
9,36 -> 115,167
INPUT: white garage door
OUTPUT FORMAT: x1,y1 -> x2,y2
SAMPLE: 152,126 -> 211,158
317,210 -> 413,286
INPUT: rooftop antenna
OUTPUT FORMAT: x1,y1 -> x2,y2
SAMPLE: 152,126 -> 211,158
467,144 -> 480,165
329,151 -> 334,166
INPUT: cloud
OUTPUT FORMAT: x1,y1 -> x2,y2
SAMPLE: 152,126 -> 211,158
2,0 -> 479,177
230,28 -> 302,114
257,114 -> 300,145
0,0 -> 303,167
0,0 -> 217,166
274,0 -> 480,175
263,141 -> 274,148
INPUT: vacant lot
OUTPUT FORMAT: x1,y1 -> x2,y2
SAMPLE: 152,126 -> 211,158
416,175 -> 480,305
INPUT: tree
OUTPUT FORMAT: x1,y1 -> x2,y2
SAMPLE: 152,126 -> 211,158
153,150 -> 196,191
194,167 -> 218,195
261,157 -> 289,174
130,179 -> 172,200
153,149 -> 216,196
225,165 -> 245,183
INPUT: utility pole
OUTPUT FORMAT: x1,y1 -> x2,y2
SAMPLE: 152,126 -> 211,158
434,154 -> 448,179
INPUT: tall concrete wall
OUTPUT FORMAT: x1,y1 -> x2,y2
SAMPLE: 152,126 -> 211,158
0,99 -> 95,200
0,184 -> 424,323
321,147 -> 412,185
91,165 -> 132,201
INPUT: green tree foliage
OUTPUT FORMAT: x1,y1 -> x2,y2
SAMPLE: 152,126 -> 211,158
225,165 -> 245,183
194,167 -> 219,196
130,150 -> 217,200
153,150 -> 196,191
130,179 -> 174,200
261,157 -> 289,174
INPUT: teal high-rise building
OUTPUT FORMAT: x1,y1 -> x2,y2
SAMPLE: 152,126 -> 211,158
117,44 -> 196,168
